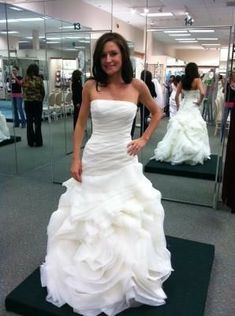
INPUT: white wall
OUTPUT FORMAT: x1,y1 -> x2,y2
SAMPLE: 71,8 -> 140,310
175,49 -> 220,66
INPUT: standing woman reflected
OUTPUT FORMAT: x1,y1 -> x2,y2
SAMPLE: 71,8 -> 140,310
153,62 -> 211,165
23,64 -> 45,147
71,70 -> 83,129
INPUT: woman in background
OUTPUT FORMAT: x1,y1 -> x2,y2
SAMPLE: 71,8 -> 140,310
169,75 -> 181,118
153,62 -> 210,165
71,69 -> 83,129
23,64 -> 45,147
140,70 -> 157,133
131,70 -> 157,138
10,65 -> 26,128
222,71 -> 235,213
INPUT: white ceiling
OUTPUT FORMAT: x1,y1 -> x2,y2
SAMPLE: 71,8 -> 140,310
1,0 -> 235,50
83,0 -> 235,49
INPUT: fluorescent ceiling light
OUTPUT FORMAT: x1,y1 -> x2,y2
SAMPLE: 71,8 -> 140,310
141,12 -> 173,17
25,36 -> 45,39
189,29 -> 214,33
59,26 -> 74,29
202,43 -> 220,46
178,40 -> 198,43
47,37 -> 61,40
169,34 -> 191,37
0,31 -> 19,34
0,18 -> 44,23
9,6 -> 23,11
46,41 -> 60,44
175,38 -> 196,41
164,30 -> 188,33
18,41 -> 29,43
65,36 -> 85,39
197,38 -> 218,40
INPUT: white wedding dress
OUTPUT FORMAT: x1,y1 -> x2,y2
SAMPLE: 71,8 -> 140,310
41,99 -> 172,316
154,90 -> 211,165
0,111 -> 10,142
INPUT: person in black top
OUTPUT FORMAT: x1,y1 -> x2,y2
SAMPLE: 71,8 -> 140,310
221,70 -> 235,140
71,70 -> 83,129
222,69 -> 235,213
131,70 -> 157,138
10,65 -> 26,128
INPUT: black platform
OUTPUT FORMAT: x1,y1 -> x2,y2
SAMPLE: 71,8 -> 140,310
0,136 -> 21,147
5,236 -> 214,316
144,154 -> 222,181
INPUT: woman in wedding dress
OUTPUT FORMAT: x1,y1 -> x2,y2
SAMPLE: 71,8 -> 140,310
153,62 -> 211,165
0,111 -> 10,142
41,32 -> 172,316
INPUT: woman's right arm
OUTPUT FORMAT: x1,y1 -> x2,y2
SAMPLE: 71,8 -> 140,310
71,80 -> 92,182
196,78 -> 205,105
175,82 -> 182,110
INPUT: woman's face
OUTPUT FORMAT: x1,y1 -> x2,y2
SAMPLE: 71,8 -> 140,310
101,41 -> 122,76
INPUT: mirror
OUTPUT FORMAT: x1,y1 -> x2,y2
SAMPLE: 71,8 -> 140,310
0,3 -> 17,175
141,15 -> 231,206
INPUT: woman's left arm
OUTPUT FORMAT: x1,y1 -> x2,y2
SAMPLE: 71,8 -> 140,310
127,80 -> 161,156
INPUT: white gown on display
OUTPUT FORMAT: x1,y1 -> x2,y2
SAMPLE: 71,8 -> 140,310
41,99 -> 172,316
0,111 -> 10,142
152,78 -> 164,110
153,90 -> 211,165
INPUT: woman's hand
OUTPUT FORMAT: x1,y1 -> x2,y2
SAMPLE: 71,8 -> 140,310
71,159 -> 82,182
127,137 -> 147,156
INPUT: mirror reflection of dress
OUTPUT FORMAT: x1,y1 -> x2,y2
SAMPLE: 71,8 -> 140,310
153,63 -> 211,165
0,111 -> 10,142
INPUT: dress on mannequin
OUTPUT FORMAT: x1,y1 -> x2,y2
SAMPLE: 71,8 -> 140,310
41,99 -> 172,316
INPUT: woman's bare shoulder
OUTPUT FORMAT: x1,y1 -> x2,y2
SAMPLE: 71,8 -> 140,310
83,78 -> 96,89
132,78 -> 145,90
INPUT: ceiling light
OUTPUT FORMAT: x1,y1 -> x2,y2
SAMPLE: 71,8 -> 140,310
189,29 -> 215,33
197,38 -> 218,40
46,41 -> 60,44
0,18 -> 44,23
25,36 -> 45,39
202,43 -> 220,46
18,41 -> 29,43
164,30 -> 188,33
175,38 -> 196,41
9,6 -> 23,11
144,8 -> 149,14
168,34 -> 191,36
130,8 -> 136,14
47,37 -> 61,40
0,31 -> 19,34
59,26 -> 74,29
141,12 -> 173,17
178,40 -> 198,43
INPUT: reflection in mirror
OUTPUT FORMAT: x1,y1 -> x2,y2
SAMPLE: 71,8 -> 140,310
47,26 -> 93,183
0,2 -> 52,179
142,19 -> 231,206
0,2 -> 17,175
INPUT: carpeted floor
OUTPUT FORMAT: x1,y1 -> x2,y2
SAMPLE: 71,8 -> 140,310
0,115 -> 235,316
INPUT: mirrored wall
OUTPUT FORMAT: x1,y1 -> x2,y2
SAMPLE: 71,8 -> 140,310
0,0 -> 232,199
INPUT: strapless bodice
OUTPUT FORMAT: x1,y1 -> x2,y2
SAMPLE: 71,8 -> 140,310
83,100 -> 138,175
90,99 -> 137,137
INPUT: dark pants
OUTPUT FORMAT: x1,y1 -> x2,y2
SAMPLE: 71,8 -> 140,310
24,100 -> 43,146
